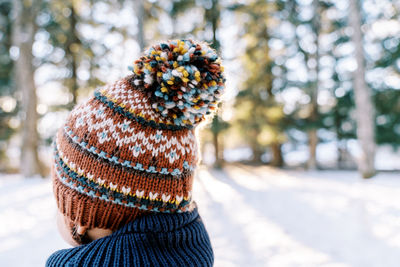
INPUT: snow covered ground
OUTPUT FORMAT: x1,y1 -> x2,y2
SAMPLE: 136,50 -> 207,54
0,166 -> 399,267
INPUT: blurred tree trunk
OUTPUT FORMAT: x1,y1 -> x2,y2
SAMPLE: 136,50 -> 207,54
307,0 -> 320,170
308,129 -> 318,169
270,142 -> 283,167
212,122 -> 222,168
135,0 -> 145,51
231,1 -> 285,167
249,128 -> 263,164
12,0 -> 43,177
207,0 -> 225,169
264,27 -> 284,167
67,2 -> 79,106
348,0 -> 376,178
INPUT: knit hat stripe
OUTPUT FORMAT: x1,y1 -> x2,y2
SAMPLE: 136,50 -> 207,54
56,129 -> 193,192
55,131 -> 193,207
62,126 -> 196,176
55,147 -> 191,203
95,79 -> 187,130
65,95 -> 198,169
54,158 -> 191,212
54,151 -> 192,208
95,91 -> 187,131
52,170 -> 147,229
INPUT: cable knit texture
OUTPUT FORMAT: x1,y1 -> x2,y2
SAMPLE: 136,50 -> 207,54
46,206 -> 213,267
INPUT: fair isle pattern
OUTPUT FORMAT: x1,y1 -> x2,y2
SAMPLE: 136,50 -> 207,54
55,135 -> 193,204
98,79 -> 175,126
54,149 -> 191,212
54,162 -> 190,213
55,128 -> 194,202
66,86 -> 198,167
52,76 -> 198,227
68,101 -> 197,161
95,91 -> 187,131
64,126 -> 195,176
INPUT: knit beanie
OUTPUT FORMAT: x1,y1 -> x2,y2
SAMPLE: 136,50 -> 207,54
52,39 -> 225,230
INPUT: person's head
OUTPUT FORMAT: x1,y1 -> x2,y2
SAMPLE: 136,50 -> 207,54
51,39 -> 225,245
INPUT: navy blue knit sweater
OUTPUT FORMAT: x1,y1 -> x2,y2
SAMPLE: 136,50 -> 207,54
46,207 -> 213,267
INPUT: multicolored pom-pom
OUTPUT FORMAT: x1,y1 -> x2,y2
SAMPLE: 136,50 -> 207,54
129,39 -> 225,127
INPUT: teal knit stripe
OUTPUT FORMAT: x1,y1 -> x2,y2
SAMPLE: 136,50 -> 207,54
64,126 -> 196,177
54,150 -> 191,213
94,91 -> 192,130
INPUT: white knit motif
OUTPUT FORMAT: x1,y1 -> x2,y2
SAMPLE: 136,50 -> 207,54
69,98 -> 197,163
56,145 -> 191,202
101,80 -> 173,124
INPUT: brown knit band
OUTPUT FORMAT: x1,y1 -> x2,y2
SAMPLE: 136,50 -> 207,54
52,166 -> 148,230
56,129 -> 194,196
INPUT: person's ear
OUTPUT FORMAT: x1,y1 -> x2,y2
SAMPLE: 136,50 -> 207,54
77,225 -> 88,235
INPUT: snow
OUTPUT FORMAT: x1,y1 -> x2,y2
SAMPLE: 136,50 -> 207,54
1,167 -> 400,267
0,175 -> 66,267
222,143 -> 400,171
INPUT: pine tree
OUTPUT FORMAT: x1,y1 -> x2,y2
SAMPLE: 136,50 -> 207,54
232,0 -> 286,165
284,0 -> 333,169
327,3 -> 357,168
373,1 -> 400,148
0,0 -> 16,169
39,0 -> 110,108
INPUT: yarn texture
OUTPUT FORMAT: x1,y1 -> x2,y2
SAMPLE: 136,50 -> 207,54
130,39 -> 225,127
46,205 -> 214,267
51,39 -> 225,231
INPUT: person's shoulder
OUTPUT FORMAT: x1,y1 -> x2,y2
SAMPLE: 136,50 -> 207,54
45,246 -> 81,267
45,236 -> 110,267
46,232 -> 132,267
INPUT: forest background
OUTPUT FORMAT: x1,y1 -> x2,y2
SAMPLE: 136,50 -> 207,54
0,0 -> 399,178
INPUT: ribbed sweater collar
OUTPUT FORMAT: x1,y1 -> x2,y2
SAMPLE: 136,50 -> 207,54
46,205 -> 214,267
112,205 -> 199,234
